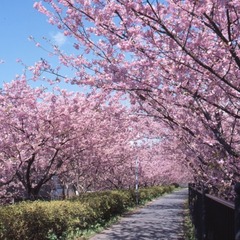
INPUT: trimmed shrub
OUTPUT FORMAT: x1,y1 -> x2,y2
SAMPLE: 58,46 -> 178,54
0,185 -> 175,240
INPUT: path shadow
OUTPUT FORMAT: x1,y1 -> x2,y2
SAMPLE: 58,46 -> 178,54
90,189 -> 188,240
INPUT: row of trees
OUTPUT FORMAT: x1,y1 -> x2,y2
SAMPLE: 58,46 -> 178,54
31,0 -> 240,198
0,79 -> 190,203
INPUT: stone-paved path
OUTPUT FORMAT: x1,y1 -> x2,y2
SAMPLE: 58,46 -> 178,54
90,188 -> 188,240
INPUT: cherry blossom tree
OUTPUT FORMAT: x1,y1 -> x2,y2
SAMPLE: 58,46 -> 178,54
0,78 -> 89,201
32,0 -> 240,194
58,96 -> 140,193
2,78 -> 182,202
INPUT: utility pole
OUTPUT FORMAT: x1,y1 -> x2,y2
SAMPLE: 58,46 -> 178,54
135,157 -> 139,205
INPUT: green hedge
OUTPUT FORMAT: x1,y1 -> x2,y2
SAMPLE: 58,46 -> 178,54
0,185 -> 175,240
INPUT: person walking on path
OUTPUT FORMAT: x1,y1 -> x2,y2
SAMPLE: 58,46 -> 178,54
90,188 -> 188,240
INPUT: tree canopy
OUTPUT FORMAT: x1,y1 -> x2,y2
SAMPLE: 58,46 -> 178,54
1,0 -> 239,201
31,0 -> 240,198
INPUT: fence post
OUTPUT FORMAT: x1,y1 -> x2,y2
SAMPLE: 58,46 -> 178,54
188,183 -> 192,208
201,186 -> 207,240
188,183 -> 194,220
235,182 -> 240,240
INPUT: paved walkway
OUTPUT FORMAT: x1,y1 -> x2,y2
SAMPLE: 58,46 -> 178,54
90,188 -> 188,240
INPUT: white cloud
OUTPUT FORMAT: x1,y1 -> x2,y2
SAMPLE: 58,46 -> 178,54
52,32 -> 67,46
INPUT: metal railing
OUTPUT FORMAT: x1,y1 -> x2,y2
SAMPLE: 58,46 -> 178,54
188,183 -> 240,240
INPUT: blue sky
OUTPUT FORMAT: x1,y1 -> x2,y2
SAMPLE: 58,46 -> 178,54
0,0 -> 78,90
